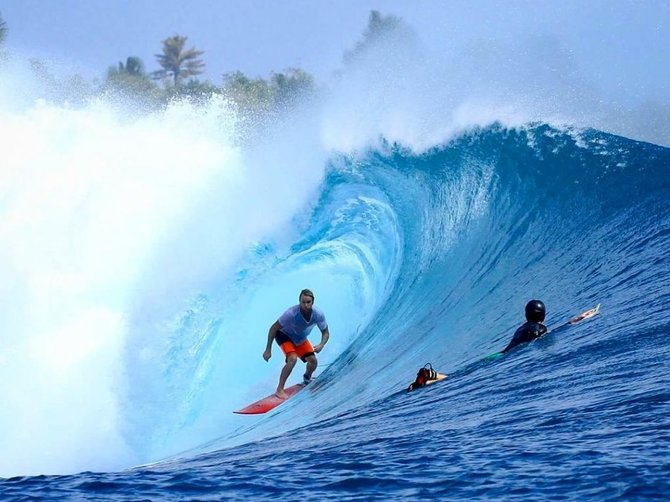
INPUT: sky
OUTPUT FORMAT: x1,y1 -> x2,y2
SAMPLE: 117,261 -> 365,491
0,0 -> 669,477
1,0 -> 669,106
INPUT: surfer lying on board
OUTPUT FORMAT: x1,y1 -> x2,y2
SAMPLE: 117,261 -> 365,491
407,363 -> 447,392
263,288 -> 330,399
502,299 -> 548,353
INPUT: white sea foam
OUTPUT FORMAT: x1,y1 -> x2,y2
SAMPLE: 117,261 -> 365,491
0,84 -> 332,475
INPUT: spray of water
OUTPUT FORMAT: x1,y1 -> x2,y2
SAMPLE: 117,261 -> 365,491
0,79 -> 335,474
1,17 -> 665,476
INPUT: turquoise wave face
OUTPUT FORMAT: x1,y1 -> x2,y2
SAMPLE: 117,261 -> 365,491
123,123 -> 670,465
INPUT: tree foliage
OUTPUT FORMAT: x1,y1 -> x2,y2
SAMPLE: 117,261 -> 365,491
222,68 -> 315,117
271,68 -> 315,109
222,71 -> 275,116
118,56 -> 145,76
28,58 -> 95,105
104,56 -> 162,108
153,35 -> 205,85
343,10 -> 414,64
162,78 -> 221,104
5,9 -> 407,118
106,56 -> 149,83
0,12 -> 7,46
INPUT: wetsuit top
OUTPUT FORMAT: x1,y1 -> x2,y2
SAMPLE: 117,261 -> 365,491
503,321 -> 547,353
277,305 -> 328,345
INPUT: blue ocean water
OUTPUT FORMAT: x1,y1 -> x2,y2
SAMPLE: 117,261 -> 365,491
2,120 -> 669,500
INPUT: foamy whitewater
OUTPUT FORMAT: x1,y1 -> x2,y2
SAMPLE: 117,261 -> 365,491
1,30 -> 669,500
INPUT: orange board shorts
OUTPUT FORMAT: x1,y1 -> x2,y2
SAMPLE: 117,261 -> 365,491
276,330 -> 315,361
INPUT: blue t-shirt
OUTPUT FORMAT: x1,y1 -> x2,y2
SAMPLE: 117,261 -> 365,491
277,305 -> 328,344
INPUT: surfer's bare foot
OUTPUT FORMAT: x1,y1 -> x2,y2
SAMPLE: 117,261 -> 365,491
275,389 -> 288,399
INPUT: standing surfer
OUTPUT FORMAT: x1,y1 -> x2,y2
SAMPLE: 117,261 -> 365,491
263,289 -> 330,399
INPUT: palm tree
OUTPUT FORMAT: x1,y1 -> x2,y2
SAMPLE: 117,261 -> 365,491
119,56 -> 145,76
343,10 -> 414,65
105,56 -> 160,107
153,35 -> 205,85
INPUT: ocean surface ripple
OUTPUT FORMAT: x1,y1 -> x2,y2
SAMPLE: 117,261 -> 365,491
2,124 -> 670,500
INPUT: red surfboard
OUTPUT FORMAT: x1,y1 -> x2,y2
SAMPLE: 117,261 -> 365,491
234,383 -> 305,415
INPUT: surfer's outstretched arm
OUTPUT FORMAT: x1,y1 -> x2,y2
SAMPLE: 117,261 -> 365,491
314,326 -> 330,353
263,321 -> 281,361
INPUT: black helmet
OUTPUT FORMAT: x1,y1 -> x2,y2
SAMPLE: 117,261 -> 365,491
525,299 -> 546,322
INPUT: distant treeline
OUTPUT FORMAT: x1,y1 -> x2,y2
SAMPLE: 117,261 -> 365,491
0,11 -> 410,120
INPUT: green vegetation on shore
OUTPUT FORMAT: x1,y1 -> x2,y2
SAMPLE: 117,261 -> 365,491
0,10 -> 408,121
0,13 -> 7,45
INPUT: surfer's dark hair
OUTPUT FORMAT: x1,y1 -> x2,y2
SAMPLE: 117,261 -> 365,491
299,289 -> 315,301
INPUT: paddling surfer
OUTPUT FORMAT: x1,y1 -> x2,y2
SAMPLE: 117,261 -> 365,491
263,289 -> 330,399
502,299 -> 548,353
